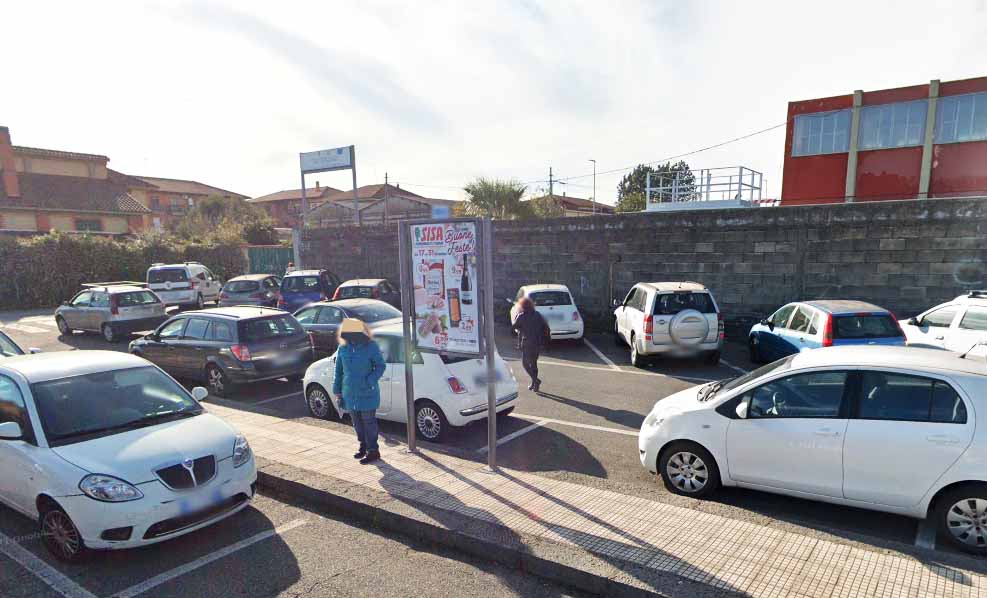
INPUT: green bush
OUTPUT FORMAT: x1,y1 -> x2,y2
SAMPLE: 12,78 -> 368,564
0,232 -> 246,310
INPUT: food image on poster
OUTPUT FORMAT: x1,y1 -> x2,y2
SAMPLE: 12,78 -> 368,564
409,221 -> 479,354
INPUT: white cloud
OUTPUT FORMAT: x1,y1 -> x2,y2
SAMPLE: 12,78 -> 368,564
1,0 -> 984,202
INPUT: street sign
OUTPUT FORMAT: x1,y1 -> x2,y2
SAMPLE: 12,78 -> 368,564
431,205 -> 451,219
299,146 -> 352,174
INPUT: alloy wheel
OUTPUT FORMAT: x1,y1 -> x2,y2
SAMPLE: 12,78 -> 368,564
102,324 -> 115,342
417,406 -> 441,440
42,510 -> 81,561
208,367 -> 225,395
196,294 -> 204,310
666,451 -> 709,493
946,498 -> 987,548
307,387 -> 330,418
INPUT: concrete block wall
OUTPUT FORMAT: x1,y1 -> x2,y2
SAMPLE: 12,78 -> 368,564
301,198 -> 987,337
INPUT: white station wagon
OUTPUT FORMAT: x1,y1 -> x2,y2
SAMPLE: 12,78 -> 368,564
639,345 -> 987,553
0,351 -> 255,562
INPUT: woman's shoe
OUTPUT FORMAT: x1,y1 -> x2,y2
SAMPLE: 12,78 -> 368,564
532,379 -> 541,393
359,450 -> 381,465
354,447 -> 367,459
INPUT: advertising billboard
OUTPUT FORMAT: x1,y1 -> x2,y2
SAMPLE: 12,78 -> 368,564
299,146 -> 352,173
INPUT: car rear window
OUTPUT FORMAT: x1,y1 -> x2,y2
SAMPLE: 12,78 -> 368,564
653,292 -> 715,315
239,315 -> 304,342
282,276 -> 320,292
347,302 -> 401,323
339,286 -> 374,299
226,280 -> 260,293
117,291 -> 160,306
833,315 -> 902,339
530,291 -> 572,306
148,268 -> 188,284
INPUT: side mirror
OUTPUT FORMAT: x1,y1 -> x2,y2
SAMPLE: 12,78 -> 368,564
907,317 -> 919,326
191,386 -> 209,401
0,421 -> 23,440
28,348 -> 42,354
612,299 -> 621,308
762,319 -> 774,331
62,301 -> 70,306
735,401 -> 749,419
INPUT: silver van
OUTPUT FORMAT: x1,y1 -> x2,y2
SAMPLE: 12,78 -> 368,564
146,262 -> 222,309
55,283 -> 168,342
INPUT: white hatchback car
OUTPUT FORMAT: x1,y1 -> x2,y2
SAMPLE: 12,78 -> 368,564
639,345 -> 987,553
509,284 -> 584,341
902,291 -> 987,354
302,322 -> 518,442
0,351 -> 255,562
147,262 -> 222,309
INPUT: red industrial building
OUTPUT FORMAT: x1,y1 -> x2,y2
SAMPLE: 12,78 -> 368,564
781,76 -> 987,205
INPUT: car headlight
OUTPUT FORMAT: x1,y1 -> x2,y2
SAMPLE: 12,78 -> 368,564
644,412 -> 665,428
79,474 -> 144,502
232,434 -> 252,468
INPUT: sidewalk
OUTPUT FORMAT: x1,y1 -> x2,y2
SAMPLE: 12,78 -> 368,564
208,402 -> 987,598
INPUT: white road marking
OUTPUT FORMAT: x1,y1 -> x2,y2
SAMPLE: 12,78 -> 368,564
20,316 -> 57,326
914,517 -> 937,550
3,323 -> 50,334
253,391 -> 303,406
477,420 -> 549,454
583,338 -> 621,371
513,413 -> 639,437
0,530 -> 97,598
720,359 -> 749,375
112,518 -> 308,598
504,357 -> 714,383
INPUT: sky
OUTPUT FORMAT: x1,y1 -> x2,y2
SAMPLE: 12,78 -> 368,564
2,0 -> 986,203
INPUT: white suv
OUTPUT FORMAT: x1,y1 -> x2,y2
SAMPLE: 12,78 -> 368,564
901,291 -> 987,354
614,282 -> 723,367
147,262 -> 222,309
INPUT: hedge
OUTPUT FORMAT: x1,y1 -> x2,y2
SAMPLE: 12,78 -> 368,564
0,232 -> 246,310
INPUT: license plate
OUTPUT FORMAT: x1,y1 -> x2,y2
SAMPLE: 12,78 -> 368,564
177,487 -> 224,515
547,313 -> 563,321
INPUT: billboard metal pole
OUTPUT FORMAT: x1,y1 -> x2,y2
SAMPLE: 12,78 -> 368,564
397,224 -> 417,454
482,218 -> 497,470
350,145 -> 360,226
297,172 -> 307,268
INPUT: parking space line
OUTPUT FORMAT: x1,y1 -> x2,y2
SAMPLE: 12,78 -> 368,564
505,357 -> 714,383
477,420 -> 548,454
914,517 -> 937,550
720,359 -> 749,375
513,413 -> 638,437
0,531 -> 97,598
252,391 -> 302,406
583,338 -> 621,371
112,518 -> 308,598
3,323 -> 50,334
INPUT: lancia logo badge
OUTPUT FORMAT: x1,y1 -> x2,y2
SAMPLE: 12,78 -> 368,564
181,458 -> 194,470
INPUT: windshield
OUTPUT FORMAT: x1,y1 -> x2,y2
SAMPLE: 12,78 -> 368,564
0,332 -> 24,357
118,291 -> 160,306
338,286 -> 374,299
282,276 -> 320,293
226,280 -> 260,293
654,292 -> 716,315
530,291 -> 572,306
347,302 -> 402,323
148,268 -> 189,284
833,314 -> 903,339
717,355 -> 797,396
31,366 -> 202,446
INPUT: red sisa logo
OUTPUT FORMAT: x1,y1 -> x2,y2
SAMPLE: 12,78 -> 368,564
416,226 -> 444,244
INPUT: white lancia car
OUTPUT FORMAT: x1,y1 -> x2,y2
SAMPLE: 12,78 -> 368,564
302,322 -> 519,442
0,351 -> 255,562
638,345 -> 987,554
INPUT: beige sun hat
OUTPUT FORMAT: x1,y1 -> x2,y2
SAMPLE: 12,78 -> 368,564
337,318 -> 372,344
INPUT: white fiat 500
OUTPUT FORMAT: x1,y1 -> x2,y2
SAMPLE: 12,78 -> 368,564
639,345 -> 987,554
302,322 -> 518,442
509,284 -> 584,341
0,351 -> 255,562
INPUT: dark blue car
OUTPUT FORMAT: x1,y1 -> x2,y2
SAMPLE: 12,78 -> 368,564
277,269 -> 341,313
749,300 -> 906,363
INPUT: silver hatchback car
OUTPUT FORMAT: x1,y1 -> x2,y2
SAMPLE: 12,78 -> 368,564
55,283 -> 169,343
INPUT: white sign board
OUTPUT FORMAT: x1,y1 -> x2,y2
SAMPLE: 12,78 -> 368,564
299,146 -> 352,173
409,221 -> 479,355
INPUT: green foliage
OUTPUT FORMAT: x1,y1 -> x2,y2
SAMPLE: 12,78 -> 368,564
616,161 -> 695,212
0,231 -> 246,309
174,195 -> 278,245
462,178 -> 530,220
528,195 -> 565,219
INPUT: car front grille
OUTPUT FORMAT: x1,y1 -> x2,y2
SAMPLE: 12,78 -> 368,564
143,493 -> 249,539
155,456 -> 217,491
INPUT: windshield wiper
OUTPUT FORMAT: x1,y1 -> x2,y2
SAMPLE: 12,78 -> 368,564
698,378 -> 734,402
51,410 -> 201,442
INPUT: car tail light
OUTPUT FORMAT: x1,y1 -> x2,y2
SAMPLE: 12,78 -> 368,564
110,295 -> 119,315
372,288 -> 380,299
643,315 -> 653,334
230,344 -> 252,361
822,314 -> 834,347
573,311 -> 580,321
307,332 -> 316,347
277,296 -> 287,309
447,377 -> 468,394
190,279 -> 198,289
331,288 -> 341,300
717,312 -> 725,341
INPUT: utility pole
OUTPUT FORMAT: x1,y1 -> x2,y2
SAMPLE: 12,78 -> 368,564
384,172 -> 389,225
589,159 -> 596,215
548,166 -> 553,198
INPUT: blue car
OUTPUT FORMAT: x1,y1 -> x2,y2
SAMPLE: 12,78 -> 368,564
278,269 -> 341,313
748,300 -> 906,363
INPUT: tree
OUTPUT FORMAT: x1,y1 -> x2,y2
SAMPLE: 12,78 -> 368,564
174,196 -> 278,245
527,194 -> 565,219
615,161 -> 695,212
462,178 -> 530,220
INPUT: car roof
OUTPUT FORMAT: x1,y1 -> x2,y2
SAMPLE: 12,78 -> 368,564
802,300 -> 889,315
227,274 -> 272,281
86,285 -> 148,294
340,279 -> 385,287
640,281 -> 708,293
176,306 -> 285,319
315,298 -> 394,309
285,269 -> 323,277
148,263 -> 197,269
523,284 -> 570,293
372,321 -> 404,337
789,345 -> 987,377
952,292 -> 987,305
0,350 -> 151,383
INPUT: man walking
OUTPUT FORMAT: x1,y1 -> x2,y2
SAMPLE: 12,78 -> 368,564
512,297 -> 549,392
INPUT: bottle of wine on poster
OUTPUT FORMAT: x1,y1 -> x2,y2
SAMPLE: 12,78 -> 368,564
460,254 -> 473,305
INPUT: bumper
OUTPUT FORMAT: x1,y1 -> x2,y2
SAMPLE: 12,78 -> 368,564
60,456 -> 257,550
453,392 -> 518,426
225,361 -> 311,384
639,428 -> 659,474
110,316 -> 168,334
642,341 -> 721,357
156,290 -> 198,306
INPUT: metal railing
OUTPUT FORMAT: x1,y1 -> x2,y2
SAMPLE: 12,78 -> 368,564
646,166 -> 764,206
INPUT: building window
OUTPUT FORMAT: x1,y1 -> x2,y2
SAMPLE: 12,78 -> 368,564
76,219 -> 103,232
858,100 -> 927,150
792,110 -> 851,156
936,92 -> 987,144
150,195 -> 161,210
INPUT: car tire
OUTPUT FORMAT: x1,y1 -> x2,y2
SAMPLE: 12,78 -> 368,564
415,400 -> 449,443
195,294 -> 205,310
39,503 -> 89,564
704,351 -> 721,366
56,316 -> 72,336
748,335 -> 762,363
101,323 -> 117,343
658,441 -> 721,498
936,484 -> 987,555
206,364 -> 234,398
630,334 -> 645,368
305,384 -> 340,421
497,406 -> 515,419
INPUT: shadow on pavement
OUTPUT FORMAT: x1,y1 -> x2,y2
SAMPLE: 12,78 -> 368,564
536,391 -> 643,429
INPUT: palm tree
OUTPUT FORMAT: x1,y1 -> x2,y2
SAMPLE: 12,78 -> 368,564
462,178 -> 530,220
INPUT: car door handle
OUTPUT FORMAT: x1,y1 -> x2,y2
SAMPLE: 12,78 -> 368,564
935,336 -> 945,340
799,337 -> 806,343
927,435 -> 960,445
380,377 -> 391,382
814,428 -> 841,437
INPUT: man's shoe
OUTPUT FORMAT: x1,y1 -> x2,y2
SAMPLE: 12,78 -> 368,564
532,379 -> 541,393
353,448 -> 367,459
527,382 -> 534,390
359,450 -> 381,465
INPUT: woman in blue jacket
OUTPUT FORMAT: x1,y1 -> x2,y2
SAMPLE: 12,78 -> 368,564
333,318 -> 387,464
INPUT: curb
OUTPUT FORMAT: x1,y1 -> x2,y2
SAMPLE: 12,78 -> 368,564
254,457 -> 736,598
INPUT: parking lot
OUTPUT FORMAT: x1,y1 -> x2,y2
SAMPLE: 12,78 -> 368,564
0,308 -> 966,567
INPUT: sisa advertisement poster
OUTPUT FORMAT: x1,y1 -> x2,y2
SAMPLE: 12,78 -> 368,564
409,221 -> 479,354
